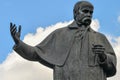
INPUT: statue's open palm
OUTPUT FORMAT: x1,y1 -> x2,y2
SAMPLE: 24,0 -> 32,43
10,23 -> 21,44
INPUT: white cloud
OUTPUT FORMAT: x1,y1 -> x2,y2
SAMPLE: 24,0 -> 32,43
118,16 -> 120,23
0,52 -> 53,80
91,19 -> 100,31
107,36 -> 120,80
1,19 -> 119,80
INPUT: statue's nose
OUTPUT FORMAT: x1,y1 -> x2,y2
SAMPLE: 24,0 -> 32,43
86,12 -> 91,17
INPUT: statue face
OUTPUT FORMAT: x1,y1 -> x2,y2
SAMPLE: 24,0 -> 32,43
75,7 -> 93,26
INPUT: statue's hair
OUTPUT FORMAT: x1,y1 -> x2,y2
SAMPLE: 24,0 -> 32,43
73,1 -> 94,19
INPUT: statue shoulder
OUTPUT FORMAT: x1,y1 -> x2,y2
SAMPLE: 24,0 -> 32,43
96,32 -> 106,38
53,26 -> 70,34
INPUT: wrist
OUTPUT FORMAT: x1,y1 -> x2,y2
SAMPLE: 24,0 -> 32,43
99,54 -> 107,62
14,38 -> 20,45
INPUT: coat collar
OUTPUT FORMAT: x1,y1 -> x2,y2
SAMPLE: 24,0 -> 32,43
68,21 -> 96,33
68,21 -> 79,29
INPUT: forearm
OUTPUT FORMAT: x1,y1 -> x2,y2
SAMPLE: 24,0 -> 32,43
13,40 -> 40,61
98,53 -> 117,77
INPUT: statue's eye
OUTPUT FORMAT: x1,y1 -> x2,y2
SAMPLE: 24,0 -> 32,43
82,10 -> 89,13
82,9 -> 93,15
90,11 -> 93,14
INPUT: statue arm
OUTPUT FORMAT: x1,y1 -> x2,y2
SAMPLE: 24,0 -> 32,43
13,39 -> 55,68
13,28 -> 57,62
98,36 -> 117,77
98,52 -> 116,77
10,22 -> 57,68
10,22 -> 40,61
13,40 -> 40,61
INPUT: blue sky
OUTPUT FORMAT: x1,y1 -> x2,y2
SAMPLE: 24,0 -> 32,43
0,0 -> 120,63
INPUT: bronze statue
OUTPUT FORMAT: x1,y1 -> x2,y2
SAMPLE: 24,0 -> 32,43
10,1 -> 116,80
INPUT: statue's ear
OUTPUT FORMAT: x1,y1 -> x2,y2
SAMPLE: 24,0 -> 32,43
73,11 -> 78,20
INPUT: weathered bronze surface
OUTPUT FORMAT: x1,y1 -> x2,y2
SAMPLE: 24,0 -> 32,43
10,1 -> 116,80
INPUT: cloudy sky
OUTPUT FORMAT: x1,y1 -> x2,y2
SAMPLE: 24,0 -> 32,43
0,0 -> 120,80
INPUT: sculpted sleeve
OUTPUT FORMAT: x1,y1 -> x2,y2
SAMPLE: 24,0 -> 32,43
98,35 -> 117,77
13,30 -> 57,62
13,40 -> 40,61
13,27 -> 74,66
13,30 -> 58,68
35,27 -> 74,66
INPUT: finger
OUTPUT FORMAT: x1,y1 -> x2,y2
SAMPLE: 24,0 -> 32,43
95,50 -> 104,53
11,26 -> 17,35
13,28 -> 17,35
10,22 -> 13,27
94,49 -> 104,52
95,52 -> 102,54
94,50 -> 104,54
93,47 -> 105,50
11,27 -> 16,34
94,45 -> 103,47
13,24 -> 16,27
18,25 -> 21,33
10,23 -> 13,31
94,49 -> 104,51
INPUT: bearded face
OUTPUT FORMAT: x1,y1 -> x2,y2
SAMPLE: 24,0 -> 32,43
74,1 -> 94,26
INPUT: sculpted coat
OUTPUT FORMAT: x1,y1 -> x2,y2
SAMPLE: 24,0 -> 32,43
13,21 -> 116,80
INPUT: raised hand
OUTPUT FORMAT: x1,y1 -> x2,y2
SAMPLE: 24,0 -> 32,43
10,22 -> 21,44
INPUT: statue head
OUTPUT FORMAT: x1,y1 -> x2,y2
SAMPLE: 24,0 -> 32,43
73,1 -> 94,26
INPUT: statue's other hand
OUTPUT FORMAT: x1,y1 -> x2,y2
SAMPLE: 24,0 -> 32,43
92,45 -> 106,62
10,22 -> 21,44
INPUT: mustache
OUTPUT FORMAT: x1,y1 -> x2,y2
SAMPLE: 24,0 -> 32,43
75,15 -> 92,26
82,17 -> 91,25
82,17 -> 91,23
76,15 -> 91,21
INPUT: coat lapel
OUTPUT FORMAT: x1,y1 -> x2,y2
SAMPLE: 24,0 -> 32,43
88,28 -> 100,66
